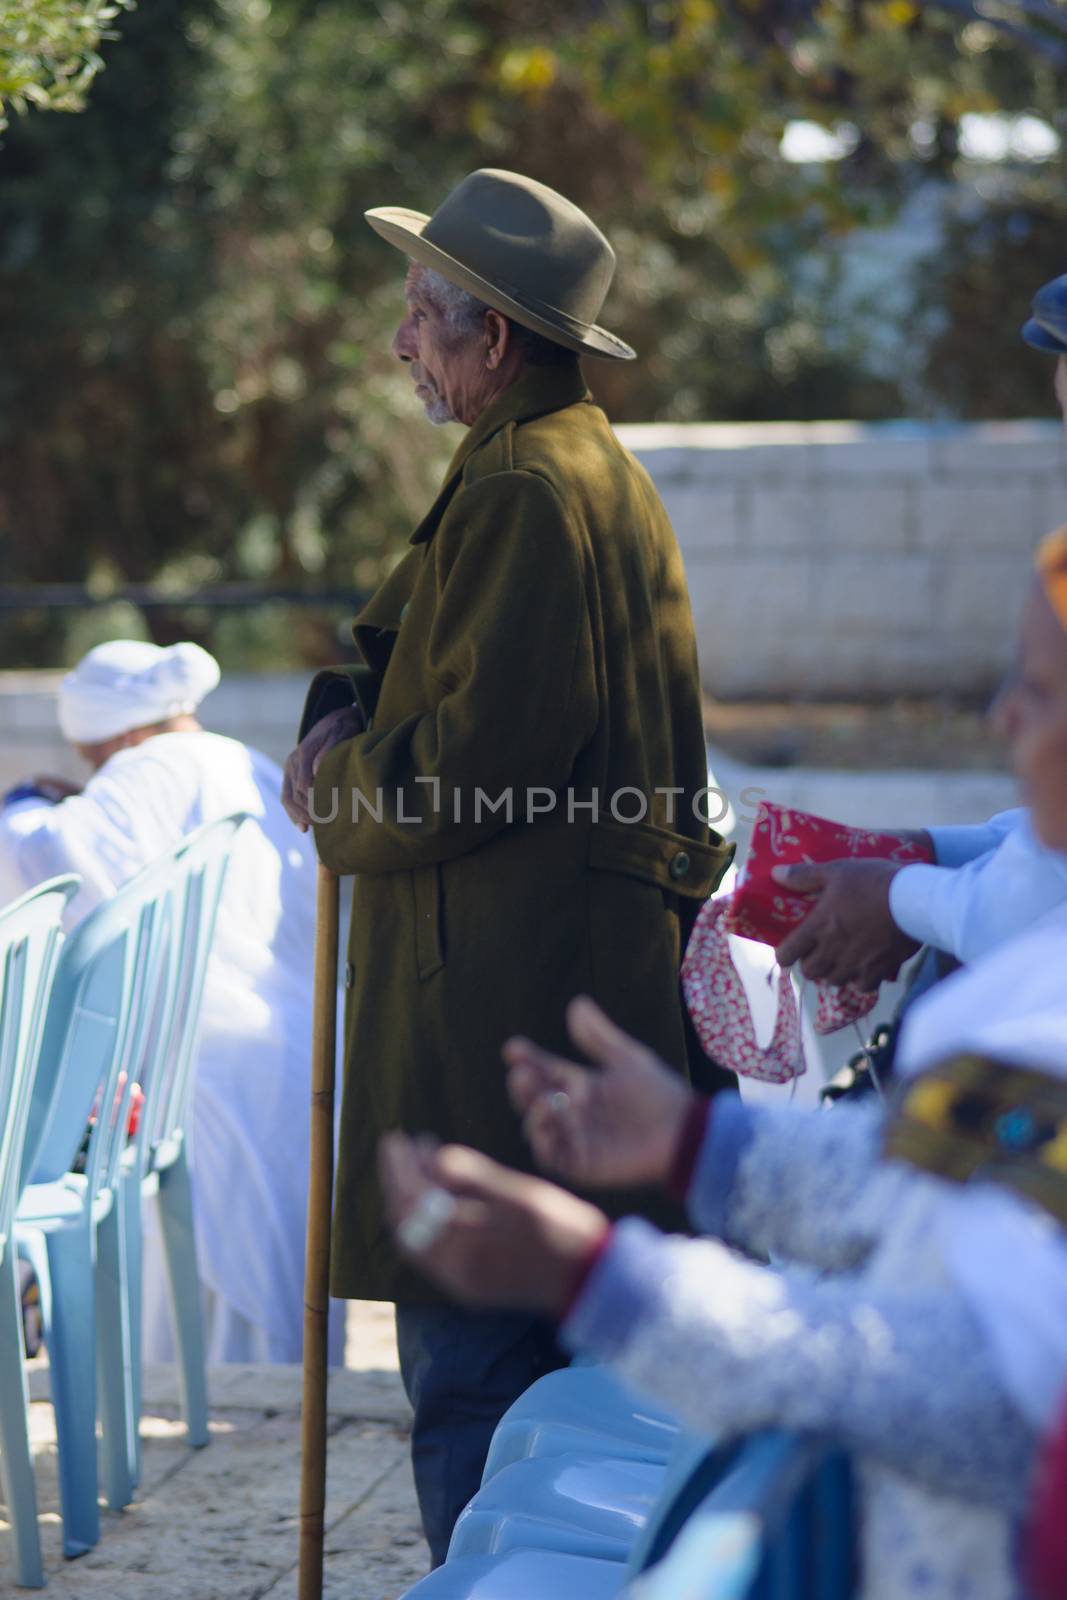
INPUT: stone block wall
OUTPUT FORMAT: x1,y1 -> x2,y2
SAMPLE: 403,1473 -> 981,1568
1,420 -> 1063,794
617,419 -> 1067,698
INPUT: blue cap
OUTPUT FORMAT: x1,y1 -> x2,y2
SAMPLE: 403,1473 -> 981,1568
1022,272 -> 1067,354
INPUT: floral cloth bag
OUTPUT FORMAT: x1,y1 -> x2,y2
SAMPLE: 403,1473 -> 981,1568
681,803 -> 933,1083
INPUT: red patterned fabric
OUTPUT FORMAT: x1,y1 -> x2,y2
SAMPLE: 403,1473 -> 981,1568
726,802 -> 934,947
682,905 -> 805,1083
681,805 -> 935,1079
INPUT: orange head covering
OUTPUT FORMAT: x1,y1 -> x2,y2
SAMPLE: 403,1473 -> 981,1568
1037,527 -> 1067,634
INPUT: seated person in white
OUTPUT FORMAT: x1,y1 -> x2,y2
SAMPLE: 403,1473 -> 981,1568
0,640 -> 342,1366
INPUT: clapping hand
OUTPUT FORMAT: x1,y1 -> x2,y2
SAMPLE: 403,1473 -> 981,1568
504,996 -> 694,1191
379,1133 -> 608,1314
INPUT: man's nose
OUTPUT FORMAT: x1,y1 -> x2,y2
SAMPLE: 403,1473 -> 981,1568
393,314 -> 417,363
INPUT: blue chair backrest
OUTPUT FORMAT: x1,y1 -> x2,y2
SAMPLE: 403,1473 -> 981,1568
25,814 -> 247,1205
625,1432 -> 735,1578
25,848 -> 193,1198
130,813 -> 247,1171
626,1432 -> 854,1600
0,877 -> 79,1243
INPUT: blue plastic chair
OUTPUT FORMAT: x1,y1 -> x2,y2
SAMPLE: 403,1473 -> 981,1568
401,1435 -> 729,1599
480,1366 -> 679,1484
628,1433 -> 853,1600
17,847 -> 200,1559
442,1365 -> 680,1565
17,813 -> 246,1557
119,813 -> 247,1485
403,1432 -> 853,1600
448,1452 -> 668,1564
449,1424 -> 718,1565
0,876 -> 79,1589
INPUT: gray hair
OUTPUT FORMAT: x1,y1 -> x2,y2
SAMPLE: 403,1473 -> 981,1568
415,265 -> 580,368
418,267 -> 490,339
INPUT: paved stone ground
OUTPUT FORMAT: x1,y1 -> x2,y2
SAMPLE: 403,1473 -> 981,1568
0,1303 -> 429,1599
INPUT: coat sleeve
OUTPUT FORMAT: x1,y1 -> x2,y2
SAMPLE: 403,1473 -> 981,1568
308,470 -> 599,874
298,664 -> 383,740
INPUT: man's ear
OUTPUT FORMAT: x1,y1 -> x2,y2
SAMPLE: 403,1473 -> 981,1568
485,310 -> 510,370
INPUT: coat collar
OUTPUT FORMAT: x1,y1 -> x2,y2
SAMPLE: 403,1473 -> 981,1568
409,365 -> 591,546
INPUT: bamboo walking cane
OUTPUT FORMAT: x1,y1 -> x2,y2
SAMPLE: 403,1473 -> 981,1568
299,862 -> 340,1600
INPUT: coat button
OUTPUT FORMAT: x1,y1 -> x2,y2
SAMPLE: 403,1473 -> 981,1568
669,850 -> 690,881
344,962 -> 355,988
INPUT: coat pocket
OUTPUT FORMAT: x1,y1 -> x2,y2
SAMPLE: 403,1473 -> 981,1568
411,863 -> 446,980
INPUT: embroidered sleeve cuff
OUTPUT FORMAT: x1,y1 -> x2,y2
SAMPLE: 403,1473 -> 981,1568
686,1091 -> 756,1240
559,1225 -> 615,1322
560,1218 -> 674,1363
665,1095 -> 711,1203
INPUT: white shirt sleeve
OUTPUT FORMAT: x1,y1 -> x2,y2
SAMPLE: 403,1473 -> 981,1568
0,798 -> 54,906
0,752 -> 175,926
889,814 -> 1067,963
925,808 -> 1027,869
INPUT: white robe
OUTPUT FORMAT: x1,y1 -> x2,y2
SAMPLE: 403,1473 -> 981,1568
0,730 -> 344,1366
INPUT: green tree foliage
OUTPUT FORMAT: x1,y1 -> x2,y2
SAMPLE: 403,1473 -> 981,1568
1,0 -> 1064,666
0,0 -> 132,126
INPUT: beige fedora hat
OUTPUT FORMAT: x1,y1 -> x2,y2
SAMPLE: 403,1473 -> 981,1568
365,168 -> 636,362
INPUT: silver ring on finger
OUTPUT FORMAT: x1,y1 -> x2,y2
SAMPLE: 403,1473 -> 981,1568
548,1091 -> 571,1115
396,1186 -> 457,1254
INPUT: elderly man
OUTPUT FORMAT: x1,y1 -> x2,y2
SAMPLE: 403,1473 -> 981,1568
282,168 -> 733,1562
770,270 -> 1067,996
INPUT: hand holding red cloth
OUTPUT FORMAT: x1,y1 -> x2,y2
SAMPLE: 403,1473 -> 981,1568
728,803 -> 934,948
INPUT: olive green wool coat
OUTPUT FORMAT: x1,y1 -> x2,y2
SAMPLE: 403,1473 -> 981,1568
305,365 -> 733,1302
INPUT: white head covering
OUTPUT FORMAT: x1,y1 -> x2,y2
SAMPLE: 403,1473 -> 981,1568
895,901 -> 1067,1432
58,640 -> 221,744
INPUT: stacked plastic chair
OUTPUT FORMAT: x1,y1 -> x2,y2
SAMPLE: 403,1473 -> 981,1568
450,1367 -> 681,1564
118,813 -> 247,1486
402,1367 -> 855,1599
627,1434 -> 853,1600
403,1424 -> 728,1600
479,1366 -> 679,1482
0,876 -> 79,1589
15,813 -> 246,1568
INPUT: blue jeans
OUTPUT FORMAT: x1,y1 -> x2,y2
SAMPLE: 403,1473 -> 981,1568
395,1303 -> 566,1567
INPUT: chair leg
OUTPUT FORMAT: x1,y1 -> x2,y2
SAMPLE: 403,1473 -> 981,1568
156,1148 -> 209,1449
121,1171 -> 145,1487
95,1202 -> 135,1511
41,1225 -> 100,1558
0,1248 -> 44,1588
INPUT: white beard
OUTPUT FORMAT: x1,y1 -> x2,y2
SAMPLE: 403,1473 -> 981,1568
422,392 -> 456,425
